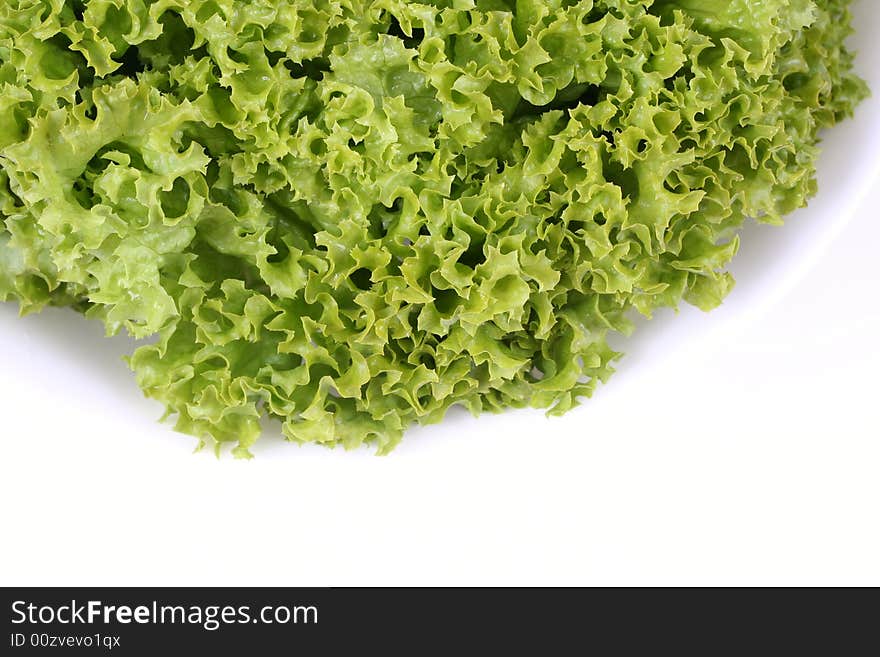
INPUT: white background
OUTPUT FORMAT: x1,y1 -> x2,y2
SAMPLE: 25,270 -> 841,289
2,2 -> 878,586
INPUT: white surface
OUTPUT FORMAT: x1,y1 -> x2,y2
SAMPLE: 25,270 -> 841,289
2,3 -> 879,587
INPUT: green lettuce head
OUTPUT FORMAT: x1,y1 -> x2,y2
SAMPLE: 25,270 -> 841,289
0,0 -> 868,455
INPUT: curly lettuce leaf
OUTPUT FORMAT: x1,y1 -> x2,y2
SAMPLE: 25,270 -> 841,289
0,0 -> 868,455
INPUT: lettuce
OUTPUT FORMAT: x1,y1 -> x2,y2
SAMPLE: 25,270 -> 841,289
0,0 -> 867,455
